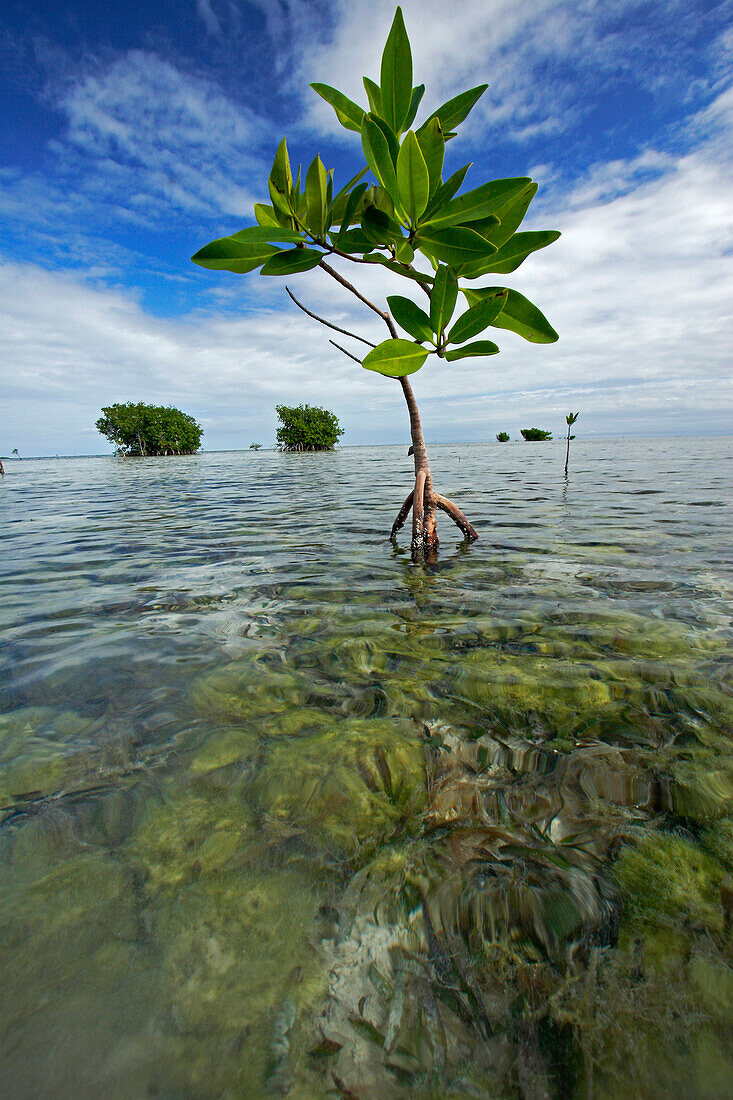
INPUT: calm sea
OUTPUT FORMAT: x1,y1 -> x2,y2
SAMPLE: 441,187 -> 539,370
1,439 -> 731,1099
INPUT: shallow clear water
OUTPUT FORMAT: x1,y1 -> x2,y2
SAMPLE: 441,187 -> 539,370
1,439 -> 731,1099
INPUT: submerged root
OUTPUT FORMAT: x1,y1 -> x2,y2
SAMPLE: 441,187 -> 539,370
390,477 -> 478,559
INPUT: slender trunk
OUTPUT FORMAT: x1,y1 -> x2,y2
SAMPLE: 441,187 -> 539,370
564,427 -> 571,477
399,376 -> 438,550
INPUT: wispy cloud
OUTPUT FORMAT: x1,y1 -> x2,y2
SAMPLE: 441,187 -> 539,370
293,0 -> 728,149
3,79 -> 731,457
196,0 -> 223,38
55,50 -> 267,217
1,0 -> 730,453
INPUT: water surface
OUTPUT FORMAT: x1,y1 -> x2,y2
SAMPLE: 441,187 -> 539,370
1,439 -> 731,1098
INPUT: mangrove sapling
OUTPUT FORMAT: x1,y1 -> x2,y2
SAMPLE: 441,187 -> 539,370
192,6 -> 560,558
496,432 -> 510,442
11,448 -> 20,459
564,410 -> 579,477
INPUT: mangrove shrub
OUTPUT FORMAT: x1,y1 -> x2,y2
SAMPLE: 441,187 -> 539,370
192,6 -> 559,557
276,404 -> 343,451
96,402 -> 203,456
521,427 -> 553,441
496,432 -> 510,442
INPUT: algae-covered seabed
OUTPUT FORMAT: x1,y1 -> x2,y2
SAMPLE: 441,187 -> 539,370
0,439 -> 731,1099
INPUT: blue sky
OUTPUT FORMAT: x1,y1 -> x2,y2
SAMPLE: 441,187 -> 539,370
1,0 -> 731,455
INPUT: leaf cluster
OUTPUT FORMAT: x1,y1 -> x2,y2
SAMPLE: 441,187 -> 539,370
496,432 -> 510,442
95,402 -> 203,456
275,404 -> 344,451
520,427 -> 553,441
192,7 -> 560,380
566,411 -> 580,426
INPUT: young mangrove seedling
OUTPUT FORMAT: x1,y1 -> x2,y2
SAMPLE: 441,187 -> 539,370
565,411 -> 580,476
192,6 -> 560,559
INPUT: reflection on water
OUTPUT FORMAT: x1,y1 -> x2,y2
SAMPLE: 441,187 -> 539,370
0,439 -> 731,1098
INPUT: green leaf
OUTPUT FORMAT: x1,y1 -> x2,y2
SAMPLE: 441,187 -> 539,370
444,340 -> 499,361
230,226 -> 305,244
394,238 -> 414,263
269,138 -> 293,217
480,182 -> 538,249
328,167 -> 369,215
403,84 -> 425,131
362,338 -> 428,378
416,118 -> 444,198
423,164 -> 471,221
422,177 -> 531,229
365,185 -> 396,217
334,181 -> 369,235
380,7 -> 413,133
270,138 -> 292,191
254,203 -> 280,227
466,215 -> 501,239
396,131 -> 430,224
429,264 -> 458,336
192,237 -> 280,274
361,116 -> 400,208
260,248 -> 323,276
447,291 -> 507,344
268,177 -> 293,222
336,229 -> 376,254
369,115 -> 400,165
363,77 -> 383,116
387,295 -> 434,342
460,230 -> 561,277
465,286 -> 558,343
421,84 -> 488,134
310,83 -> 365,132
362,205 -> 403,245
416,226 -> 497,266
305,155 -> 328,237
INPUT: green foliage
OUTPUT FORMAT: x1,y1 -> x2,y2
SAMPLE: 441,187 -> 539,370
95,402 -> 202,456
191,6 -> 560,381
521,427 -> 553,441
566,410 -> 580,426
496,432 -> 510,442
249,443 -> 262,450
275,404 -> 343,451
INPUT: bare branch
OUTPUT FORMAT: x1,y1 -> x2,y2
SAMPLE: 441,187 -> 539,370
285,286 -> 376,348
320,260 -> 398,338
329,339 -> 362,364
326,244 -> 434,295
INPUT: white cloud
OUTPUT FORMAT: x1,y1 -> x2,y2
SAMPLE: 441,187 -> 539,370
290,0 -> 718,146
2,10 -> 731,455
3,93 -> 731,457
196,0 -> 223,37
49,51 -> 270,220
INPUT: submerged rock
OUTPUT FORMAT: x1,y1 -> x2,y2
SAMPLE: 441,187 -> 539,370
252,719 -> 427,861
0,706 -> 116,810
124,779 -> 259,889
